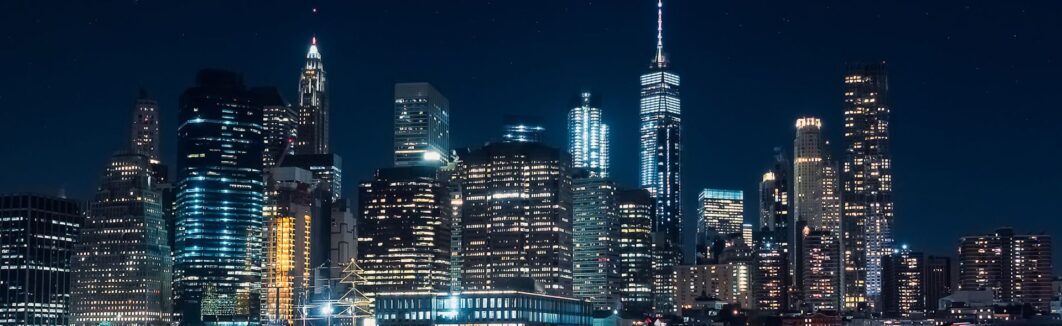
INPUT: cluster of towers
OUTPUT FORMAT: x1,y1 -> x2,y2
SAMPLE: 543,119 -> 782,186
4,2 -> 1056,326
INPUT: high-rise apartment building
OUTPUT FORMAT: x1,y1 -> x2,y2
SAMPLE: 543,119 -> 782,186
639,0 -> 683,255
617,189 -> 655,316
262,167 -> 316,324
958,228 -> 1052,312
568,92 -> 609,178
458,142 -> 572,296
0,194 -> 82,326
357,166 -> 451,297
753,240 -> 789,313
882,247 -> 925,318
842,62 -> 894,303
802,230 -> 841,313
295,37 -> 329,155
173,69 -> 265,324
393,82 -> 450,166
572,176 -> 620,311
71,153 -> 172,326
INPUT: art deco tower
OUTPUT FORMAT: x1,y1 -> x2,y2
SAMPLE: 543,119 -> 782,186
639,0 -> 682,247
842,62 -> 894,304
295,37 -> 329,155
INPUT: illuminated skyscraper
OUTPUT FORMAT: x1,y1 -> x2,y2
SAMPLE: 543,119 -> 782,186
958,228 -> 1053,312
698,188 -> 744,252
842,62 -> 894,303
753,240 -> 789,313
253,87 -> 296,169
0,194 -> 82,326
572,176 -> 620,311
394,82 -> 450,166
357,166 -> 451,297
174,69 -> 264,324
262,167 -> 315,325
458,142 -> 573,296
794,117 -> 841,232
639,0 -> 682,248
295,37 -> 329,155
881,247 -> 925,318
568,92 -> 609,178
71,153 -> 172,326
616,189 -> 654,316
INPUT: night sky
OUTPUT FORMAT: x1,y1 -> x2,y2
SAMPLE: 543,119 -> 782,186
3,1 -> 1060,268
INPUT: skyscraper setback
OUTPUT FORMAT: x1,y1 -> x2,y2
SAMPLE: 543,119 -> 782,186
295,37 -> 329,155
568,92 -> 609,178
842,62 -> 894,305
71,152 -> 172,326
173,69 -> 264,324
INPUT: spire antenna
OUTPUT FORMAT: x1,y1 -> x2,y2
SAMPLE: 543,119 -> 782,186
655,0 -> 666,66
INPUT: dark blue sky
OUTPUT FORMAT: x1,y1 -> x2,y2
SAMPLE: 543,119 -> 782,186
2,1 -> 1060,267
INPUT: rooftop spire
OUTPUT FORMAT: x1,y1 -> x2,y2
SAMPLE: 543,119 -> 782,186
654,0 -> 666,67
307,36 -> 321,60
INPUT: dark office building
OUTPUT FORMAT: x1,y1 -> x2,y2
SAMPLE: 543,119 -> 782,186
0,194 -> 82,326
924,256 -> 952,313
173,69 -> 265,324
458,141 -> 573,296
357,166 -> 451,297
71,153 -> 172,325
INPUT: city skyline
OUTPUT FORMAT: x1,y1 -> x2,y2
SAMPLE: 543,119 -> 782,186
2,0 -> 1061,275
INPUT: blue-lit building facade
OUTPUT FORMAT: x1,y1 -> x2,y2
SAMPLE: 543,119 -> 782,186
174,69 -> 265,325
568,92 -> 609,178
374,291 -> 592,326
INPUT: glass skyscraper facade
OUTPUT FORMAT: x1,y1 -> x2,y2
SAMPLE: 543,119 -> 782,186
697,188 -> 744,253
174,69 -> 265,324
568,92 -> 609,178
394,82 -> 450,166
842,62 -> 894,305
0,194 -> 82,326
71,152 -> 172,326
571,177 -> 620,312
295,37 -> 329,155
